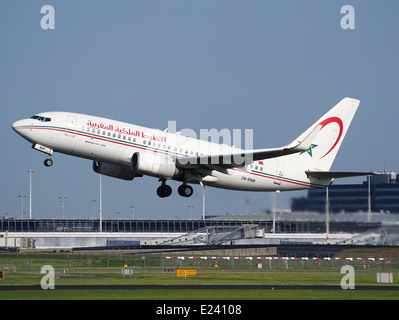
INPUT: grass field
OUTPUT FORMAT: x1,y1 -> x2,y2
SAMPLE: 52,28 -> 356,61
0,250 -> 398,300
2,288 -> 399,300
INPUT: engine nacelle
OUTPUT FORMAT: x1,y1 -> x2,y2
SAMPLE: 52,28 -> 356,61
131,152 -> 181,179
93,161 -> 140,181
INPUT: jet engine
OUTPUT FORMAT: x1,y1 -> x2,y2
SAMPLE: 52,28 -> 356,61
131,152 -> 181,179
93,161 -> 140,181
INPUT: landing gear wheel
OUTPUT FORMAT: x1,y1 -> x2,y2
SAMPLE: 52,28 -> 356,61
44,158 -> 53,167
157,185 -> 172,198
178,184 -> 193,198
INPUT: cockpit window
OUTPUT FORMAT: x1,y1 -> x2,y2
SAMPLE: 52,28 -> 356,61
30,115 -> 51,122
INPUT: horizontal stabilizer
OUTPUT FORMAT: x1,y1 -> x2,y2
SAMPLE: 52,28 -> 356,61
306,171 -> 377,179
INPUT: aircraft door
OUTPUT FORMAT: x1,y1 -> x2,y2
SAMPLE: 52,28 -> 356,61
65,115 -> 77,137
274,163 -> 284,186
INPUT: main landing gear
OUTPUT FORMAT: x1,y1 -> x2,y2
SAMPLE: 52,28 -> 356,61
157,180 -> 193,198
157,180 -> 172,198
178,184 -> 193,198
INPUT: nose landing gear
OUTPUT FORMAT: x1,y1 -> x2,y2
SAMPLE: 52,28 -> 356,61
32,144 -> 54,167
44,156 -> 53,167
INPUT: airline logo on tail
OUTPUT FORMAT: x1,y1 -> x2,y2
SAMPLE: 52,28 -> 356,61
301,116 -> 344,158
300,143 -> 318,157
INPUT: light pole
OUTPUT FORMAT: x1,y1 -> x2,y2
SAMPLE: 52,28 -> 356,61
272,191 -> 280,233
368,175 -> 372,223
27,170 -> 34,219
326,187 -> 330,241
130,205 -> 135,219
200,182 -> 206,220
92,199 -> 97,219
99,175 -> 103,232
18,195 -> 26,219
59,197 -> 67,219
188,205 -> 193,220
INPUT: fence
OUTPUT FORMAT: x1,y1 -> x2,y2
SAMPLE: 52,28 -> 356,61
1,253 -> 398,272
161,255 -> 399,271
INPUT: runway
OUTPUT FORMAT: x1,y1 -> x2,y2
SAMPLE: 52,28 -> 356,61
1,284 -> 399,291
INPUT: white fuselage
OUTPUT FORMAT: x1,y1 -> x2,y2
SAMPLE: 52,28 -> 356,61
12,112 -> 330,193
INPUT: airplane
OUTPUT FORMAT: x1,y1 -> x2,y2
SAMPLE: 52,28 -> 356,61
12,97 -> 373,198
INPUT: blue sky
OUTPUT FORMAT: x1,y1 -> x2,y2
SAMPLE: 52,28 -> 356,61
1,1 -> 398,219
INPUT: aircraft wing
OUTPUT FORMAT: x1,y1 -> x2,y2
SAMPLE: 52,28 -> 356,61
176,124 -> 322,169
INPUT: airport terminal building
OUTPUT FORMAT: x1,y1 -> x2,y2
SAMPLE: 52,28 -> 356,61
291,172 -> 399,213
0,215 -> 385,249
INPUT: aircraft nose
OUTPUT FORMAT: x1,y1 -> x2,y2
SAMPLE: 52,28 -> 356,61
12,120 -> 24,132
12,119 -> 30,137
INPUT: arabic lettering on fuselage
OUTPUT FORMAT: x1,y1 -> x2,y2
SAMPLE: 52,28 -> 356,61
87,120 -> 114,131
87,120 -> 167,143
